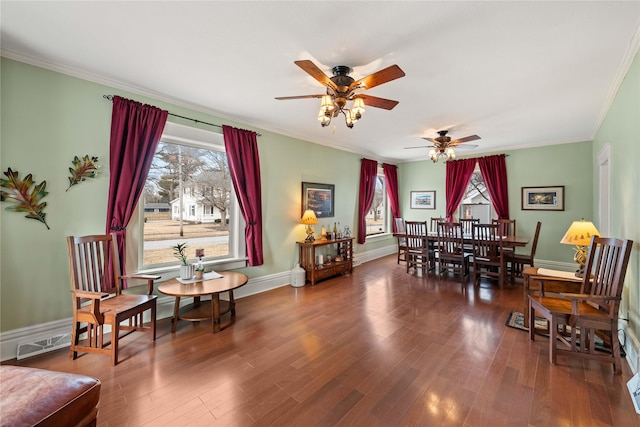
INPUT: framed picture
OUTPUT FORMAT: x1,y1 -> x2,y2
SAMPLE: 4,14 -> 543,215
410,190 -> 436,210
521,186 -> 565,211
302,182 -> 334,218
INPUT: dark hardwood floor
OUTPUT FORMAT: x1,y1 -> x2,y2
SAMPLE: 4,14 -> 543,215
5,255 -> 640,426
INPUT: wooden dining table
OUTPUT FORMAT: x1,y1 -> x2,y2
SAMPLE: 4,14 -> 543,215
400,231 -> 530,283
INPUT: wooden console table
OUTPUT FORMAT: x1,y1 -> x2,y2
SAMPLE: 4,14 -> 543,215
298,237 -> 353,286
522,266 -> 582,328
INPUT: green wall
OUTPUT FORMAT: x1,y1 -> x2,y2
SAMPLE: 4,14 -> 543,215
398,142 -> 594,264
2,52 -> 636,357
592,49 -> 640,349
0,58 -> 393,331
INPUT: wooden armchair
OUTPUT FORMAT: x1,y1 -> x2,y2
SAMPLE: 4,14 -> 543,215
528,236 -> 633,374
67,234 -> 160,365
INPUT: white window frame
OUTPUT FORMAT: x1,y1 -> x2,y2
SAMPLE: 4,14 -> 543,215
366,165 -> 391,240
127,122 -> 247,276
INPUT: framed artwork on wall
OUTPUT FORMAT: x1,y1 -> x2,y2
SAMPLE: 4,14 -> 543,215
410,190 -> 436,210
521,186 -> 565,211
301,182 -> 334,218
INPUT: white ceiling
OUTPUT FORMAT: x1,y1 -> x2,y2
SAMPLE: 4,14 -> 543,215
2,1 -> 639,163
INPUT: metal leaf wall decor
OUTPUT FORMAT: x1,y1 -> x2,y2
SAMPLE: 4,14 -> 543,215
0,168 -> 50,229
67,155 -> 99,191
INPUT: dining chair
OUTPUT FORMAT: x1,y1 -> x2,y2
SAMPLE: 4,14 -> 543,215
492,218 -> 516,236
430,217 -> 446,233
67,233 -> 160,365
506,221 -> 541,281
405,220 -> 434,274
437,222 -> 470,279
394,218 -> 407,264
528,236 -> 633,374
459,218 -> 479,235
471,223 -> 506,288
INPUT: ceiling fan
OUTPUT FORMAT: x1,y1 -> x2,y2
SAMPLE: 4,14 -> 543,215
275,60 -> 405,128
405,130 -> 481,163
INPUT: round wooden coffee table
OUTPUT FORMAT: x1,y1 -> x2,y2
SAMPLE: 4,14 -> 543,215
158,271 -> 248,333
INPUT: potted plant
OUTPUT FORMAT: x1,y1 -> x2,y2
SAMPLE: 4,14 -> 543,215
194,263 -> 205,280
172,242 -> 194,279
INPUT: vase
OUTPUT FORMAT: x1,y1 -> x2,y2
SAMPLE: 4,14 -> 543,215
180,264 -> 195,280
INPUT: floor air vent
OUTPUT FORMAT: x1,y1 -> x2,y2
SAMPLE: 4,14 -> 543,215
17,334 -> 71,360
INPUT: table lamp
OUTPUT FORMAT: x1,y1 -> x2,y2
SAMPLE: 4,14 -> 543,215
301,209 -> 318,242
560,218 -> 600,277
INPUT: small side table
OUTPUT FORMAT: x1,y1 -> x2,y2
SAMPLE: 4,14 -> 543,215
158,271 -> 248,333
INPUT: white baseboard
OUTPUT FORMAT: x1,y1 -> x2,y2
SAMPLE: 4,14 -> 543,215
0,251 -> 578,362
621,323 -> 640,374
0,271 -> 293,362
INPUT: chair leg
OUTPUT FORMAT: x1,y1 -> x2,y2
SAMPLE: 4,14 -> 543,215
529,301 -> 536,341
611,330 -> 622,375
151,304 -> 157,342
70,322 -> 79,360
549,315 -> 557,365
112,321 -> 119,366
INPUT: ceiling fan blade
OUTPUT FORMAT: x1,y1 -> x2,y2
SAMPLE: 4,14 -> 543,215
421,137 -> 436,143
352,65 -> 405,90
452,135 -> 481,144
358,94 -> 399,110
294,60 -> 337,90
404,146 -> 433,150
275,94 -> 324,100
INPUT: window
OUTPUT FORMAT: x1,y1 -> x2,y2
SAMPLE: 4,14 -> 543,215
365,168 -> 389,237
459,170 -> 495,222
129,122 -> 245,273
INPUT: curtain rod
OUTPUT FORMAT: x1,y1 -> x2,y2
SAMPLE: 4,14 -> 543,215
102,95 -> 261,136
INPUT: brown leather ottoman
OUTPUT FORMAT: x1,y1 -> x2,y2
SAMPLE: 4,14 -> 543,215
0,365 -> 101,427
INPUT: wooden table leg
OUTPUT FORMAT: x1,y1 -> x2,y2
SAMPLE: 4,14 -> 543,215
171,296 -> 181,333
229,290 -> 236,319
211,293 -> 221,333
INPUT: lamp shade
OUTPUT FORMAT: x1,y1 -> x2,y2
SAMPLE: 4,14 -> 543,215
300,209 -> 318,225
560,219 -> 600,246
352,97 -> 365,115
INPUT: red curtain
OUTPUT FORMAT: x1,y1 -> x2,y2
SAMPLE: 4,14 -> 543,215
382,163 -> 400,232
445,158 -> 476,220
222,125 -> 263,266
478,154 -> 510,219
357,159 -> 378,244
106,96 -> 168,278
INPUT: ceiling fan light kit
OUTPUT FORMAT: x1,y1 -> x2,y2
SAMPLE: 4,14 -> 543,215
276,60 -> 405,129
405,130 -> 481,163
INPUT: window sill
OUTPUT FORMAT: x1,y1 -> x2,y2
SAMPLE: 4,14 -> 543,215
365,232 -> 392,242
137,257 -> 248,281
